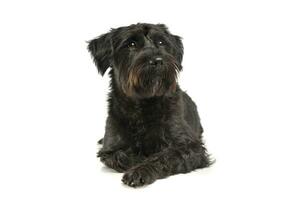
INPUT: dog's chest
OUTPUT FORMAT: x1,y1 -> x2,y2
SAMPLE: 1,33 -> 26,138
126,101 -> 170,155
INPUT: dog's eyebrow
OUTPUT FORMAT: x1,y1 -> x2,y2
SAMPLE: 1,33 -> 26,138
114,33 -> 142,49
149,33 -> 168,42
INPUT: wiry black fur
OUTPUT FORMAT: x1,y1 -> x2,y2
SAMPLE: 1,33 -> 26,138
88,23 -> 212,187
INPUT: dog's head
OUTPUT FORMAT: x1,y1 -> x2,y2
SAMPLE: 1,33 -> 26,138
88,23 -> 183,98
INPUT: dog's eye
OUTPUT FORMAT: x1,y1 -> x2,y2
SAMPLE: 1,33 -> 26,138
157,40 -> 164,46
127,41 -> 136,48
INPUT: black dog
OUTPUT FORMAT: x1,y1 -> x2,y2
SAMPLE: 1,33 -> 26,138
88,23 -> 211,187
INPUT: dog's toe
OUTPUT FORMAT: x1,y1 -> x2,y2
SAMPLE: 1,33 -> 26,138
122,170 -> 143,187
122,165 -> 156,188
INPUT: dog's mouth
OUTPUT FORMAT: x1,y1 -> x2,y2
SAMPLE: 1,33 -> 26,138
122,57 -> 180,98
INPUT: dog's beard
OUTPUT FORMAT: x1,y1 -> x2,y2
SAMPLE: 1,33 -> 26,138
122,58 -> 180,98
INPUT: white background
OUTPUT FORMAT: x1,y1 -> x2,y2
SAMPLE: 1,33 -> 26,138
0,0 -> 300,199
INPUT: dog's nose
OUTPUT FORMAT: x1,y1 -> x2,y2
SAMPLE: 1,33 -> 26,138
149,57 -> 163,66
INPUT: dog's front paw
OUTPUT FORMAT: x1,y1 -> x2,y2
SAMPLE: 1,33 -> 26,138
122,165 -> 157,188
98,150 -> 131,172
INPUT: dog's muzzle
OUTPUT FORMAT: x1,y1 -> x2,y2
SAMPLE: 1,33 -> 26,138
122,54 -> 180,98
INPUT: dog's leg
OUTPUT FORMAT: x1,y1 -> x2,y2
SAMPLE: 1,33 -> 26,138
97,116 -> 143,172
122,140 -> 210,187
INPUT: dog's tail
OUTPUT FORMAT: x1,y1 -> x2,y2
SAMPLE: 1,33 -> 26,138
98,138 -> 104,145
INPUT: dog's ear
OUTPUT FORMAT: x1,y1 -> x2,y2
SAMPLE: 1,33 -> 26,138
157,24 -> 184,64
87,31 -> 113,76
172,35 -> 184,64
